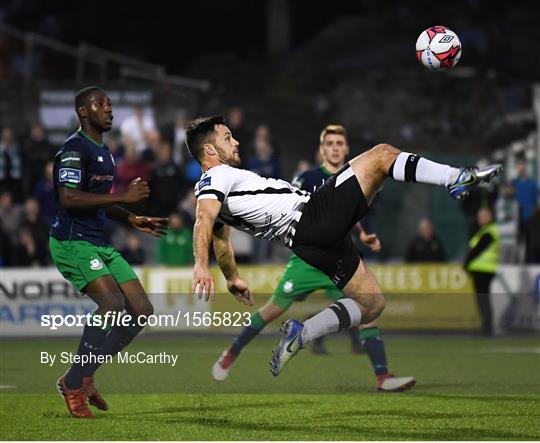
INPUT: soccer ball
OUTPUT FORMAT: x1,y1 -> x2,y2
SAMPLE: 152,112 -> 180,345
416,26 -> 462,71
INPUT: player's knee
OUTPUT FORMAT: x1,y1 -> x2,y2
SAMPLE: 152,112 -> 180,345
105,296 -> 125,313
372,293 -> 386,318
371,143 -> 399,162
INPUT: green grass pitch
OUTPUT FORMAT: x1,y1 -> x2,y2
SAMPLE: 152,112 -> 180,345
1,334 -> 539,440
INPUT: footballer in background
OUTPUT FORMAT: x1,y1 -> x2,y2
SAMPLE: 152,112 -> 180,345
212,124 -> 416,392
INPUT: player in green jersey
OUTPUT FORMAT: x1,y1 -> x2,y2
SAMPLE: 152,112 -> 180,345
50,86 -> 168,418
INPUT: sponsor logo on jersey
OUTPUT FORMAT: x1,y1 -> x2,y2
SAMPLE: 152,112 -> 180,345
97,156 -> 103,162
198,176 -> 212,190
90,258 -> 103,271
90,174 -> 114,182
59,168 -> 81,184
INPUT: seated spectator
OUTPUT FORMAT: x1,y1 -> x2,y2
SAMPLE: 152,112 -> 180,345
149,140 -> 186,216
11,227 -> 48,267
173,109 -> 189,166
0,220 -> 13,267
19,197 -> 49,246
23,122 -> 56,195
156,213 -> 193,266
119,232 -> 146,265
246,124 -> 281,178
33,161 -> 56,225
405,218 -> 446,262
227,106 -> 250,163
120,104 -> 159,159
0,127 -> 24,202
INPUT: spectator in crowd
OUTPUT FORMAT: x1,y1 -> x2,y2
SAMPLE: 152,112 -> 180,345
184,156 -> 202,184
405,218 -> 446,262
293,159 -> 312,179
464,208 -> 500,337
227,106 -> 250,163
19,197 -> 49,247
23,122 -> 56,195
32,161 -> 56,224
11,226 -> 48,267
0,127 -> 24,202
156,212 -> 193,266
246,124 -> 281,179
119,232 -> 146,265
116,145 -> 151,214
495,183 -> 520,263
148,140 -> 185,216
511,159 -> 539,262
0,190 -> 21,239
173,109 -> 189,165
0,220 -> 12,267
120,104 -> 159,159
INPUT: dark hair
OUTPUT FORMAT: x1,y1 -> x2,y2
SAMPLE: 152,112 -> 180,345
185,116 -> 226,162
74,86 -> 103,116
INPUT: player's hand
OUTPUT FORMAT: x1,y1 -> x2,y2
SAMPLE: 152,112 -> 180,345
193,264 -> 215,302
227,277 -> 254,306
129,215 -> 169,237
122,177 -> 150,203
360,231 -> 381,252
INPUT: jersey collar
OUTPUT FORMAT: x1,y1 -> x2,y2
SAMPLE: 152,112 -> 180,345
319,165 -> 334,176
78,129 -> 105,148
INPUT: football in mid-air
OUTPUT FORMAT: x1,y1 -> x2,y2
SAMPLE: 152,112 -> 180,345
416,26 -> 462,71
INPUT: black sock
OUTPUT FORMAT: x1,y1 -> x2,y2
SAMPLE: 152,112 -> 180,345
83,325 -> 141,378
360,327 -> 388,376
230,312 -> 266,355
64,322 -> 109,389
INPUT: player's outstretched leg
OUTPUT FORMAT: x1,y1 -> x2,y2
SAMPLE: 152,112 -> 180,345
347,143 -> 502,204
213,303 -> 285,381
360,324 -> 416,392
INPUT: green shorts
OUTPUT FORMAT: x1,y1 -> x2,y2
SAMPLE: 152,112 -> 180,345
49,237 -> 138,292
270,254 -> 343,309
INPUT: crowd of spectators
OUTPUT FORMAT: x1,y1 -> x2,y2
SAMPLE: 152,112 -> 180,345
1,103 -> 538,267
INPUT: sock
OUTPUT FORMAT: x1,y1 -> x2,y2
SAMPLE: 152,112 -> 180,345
300,298 -> 361,345
360,326 -> 388,376
64,313 -> 111,390
388,152 -> 459,186
348,325 -> 362,347
231,311 -> 267,356
83,323 -> 144,378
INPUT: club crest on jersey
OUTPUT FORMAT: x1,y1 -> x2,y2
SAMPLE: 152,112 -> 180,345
59,168 -> 81,184
198,176 -> 212,190
283,281 -> 294,293
90,258 -> 103,270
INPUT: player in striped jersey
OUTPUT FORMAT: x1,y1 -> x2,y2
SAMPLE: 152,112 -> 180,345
211,124 -> 415,391
186,115 -> 502,377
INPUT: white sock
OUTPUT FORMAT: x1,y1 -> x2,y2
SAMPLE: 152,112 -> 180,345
389,152 -> 460,186
300,298 -> 362,345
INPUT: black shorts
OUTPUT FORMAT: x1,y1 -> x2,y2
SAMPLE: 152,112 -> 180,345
291,163 -> 369,289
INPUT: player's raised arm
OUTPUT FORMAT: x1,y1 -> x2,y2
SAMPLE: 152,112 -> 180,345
213,224 -> 254,306
193,198 -> 221,301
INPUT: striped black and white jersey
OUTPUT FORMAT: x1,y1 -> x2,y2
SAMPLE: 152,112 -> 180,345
194,164 -> 310,245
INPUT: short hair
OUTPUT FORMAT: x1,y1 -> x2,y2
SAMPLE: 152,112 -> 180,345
319,124 -> 348,145
185,116 -> 226,162
74,86 -> 103,116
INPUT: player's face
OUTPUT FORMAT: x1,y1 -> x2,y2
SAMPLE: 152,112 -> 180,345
212,124 -> 241,167
87,91 -> 113,132
319,134 -> 349,168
